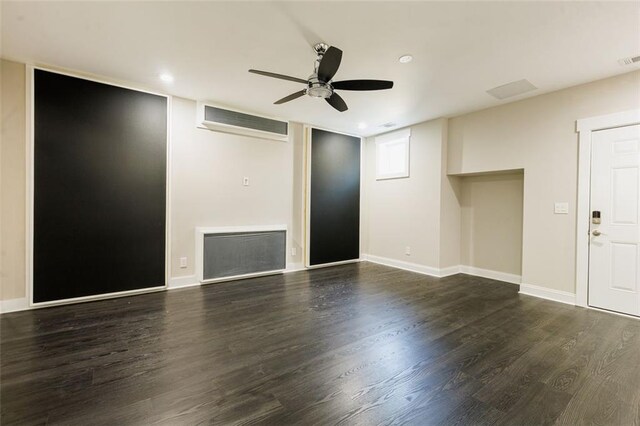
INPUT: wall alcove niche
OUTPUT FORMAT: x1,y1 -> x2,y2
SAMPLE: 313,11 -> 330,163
458,169 -> 525,283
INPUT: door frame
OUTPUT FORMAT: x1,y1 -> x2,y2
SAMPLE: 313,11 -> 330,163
575,109 -> 640,308
303,125 -> 364,269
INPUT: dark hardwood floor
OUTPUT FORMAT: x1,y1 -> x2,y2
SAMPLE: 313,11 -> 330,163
2,262 -> 640,425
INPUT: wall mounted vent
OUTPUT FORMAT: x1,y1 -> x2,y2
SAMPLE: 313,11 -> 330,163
486,79 -> 537,100
618,55 -> 640,66
197,102 -> 289,142
195,225 -> 287,284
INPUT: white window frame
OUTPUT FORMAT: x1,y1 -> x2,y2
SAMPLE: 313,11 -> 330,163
375,128 -> 411,180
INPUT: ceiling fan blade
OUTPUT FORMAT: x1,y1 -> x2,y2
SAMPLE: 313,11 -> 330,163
248,69 -> 308,84
274,90 -> 307,105
326,92 -> 348,112
332,80 -> 394,91
317,46 -> 342,83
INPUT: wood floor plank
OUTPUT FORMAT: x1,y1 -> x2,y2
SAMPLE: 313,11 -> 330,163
1,262 -> 639,425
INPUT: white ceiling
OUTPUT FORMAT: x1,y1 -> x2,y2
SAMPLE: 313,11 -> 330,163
2,1 -> 639,136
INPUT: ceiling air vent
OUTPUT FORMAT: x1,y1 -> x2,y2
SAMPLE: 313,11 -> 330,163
196,102 -> 289,142
618,55 -> 640,66
486,79 -> 537,100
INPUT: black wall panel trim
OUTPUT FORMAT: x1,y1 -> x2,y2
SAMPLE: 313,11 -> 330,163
309,129 -> 361,266
33,70 -> 167,303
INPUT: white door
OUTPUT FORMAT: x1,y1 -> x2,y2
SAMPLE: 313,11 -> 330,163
589,124 -> 640,316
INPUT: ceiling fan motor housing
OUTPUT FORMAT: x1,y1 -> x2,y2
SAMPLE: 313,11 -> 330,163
307,75 -> 333,99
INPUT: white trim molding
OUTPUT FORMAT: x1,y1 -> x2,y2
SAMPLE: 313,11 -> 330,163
575,109 -> 640,308
168,275 -> 199,290
305,259 -> 362,270
439,265 -> 462,278
285,263 -> 306,273
519,283 -> 576,306
459,265 -> 521,285
30,286 -> 166,309
362,255 -> 524,283
0,297 -> 30,314
362,254 -> 458,278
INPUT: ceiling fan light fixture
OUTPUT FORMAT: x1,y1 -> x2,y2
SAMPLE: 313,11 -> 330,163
306,79 -> 333,99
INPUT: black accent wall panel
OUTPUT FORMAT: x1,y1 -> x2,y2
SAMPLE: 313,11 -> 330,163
309,129 -> 361,266
33,70 -> 167,302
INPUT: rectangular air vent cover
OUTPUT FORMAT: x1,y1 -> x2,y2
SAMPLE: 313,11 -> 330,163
487,79 -> 538,100
195,226 -> 287,284
197,102 -> 289,142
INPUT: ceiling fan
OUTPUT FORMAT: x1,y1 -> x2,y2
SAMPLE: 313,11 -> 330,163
248,43 -> 394,112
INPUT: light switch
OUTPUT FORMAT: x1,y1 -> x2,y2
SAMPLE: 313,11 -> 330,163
554,202 -> 569,214
179,257 -> 188,268
243,177 -> 250,186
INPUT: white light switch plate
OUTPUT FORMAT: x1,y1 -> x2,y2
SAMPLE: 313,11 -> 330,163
179,257 -> 188,268
554,202 -> 569,214
243,177 -> 249,186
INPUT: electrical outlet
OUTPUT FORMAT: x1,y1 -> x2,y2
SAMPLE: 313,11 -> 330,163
179,257 -> 187,268
405,246 -> 411,256
243,177 -> 250,186
291,247 -> 297,256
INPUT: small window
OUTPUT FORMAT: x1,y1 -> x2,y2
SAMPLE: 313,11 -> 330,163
376,128 -> 410,180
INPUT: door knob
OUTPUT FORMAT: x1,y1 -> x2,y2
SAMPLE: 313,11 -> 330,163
592,229 -> 602,236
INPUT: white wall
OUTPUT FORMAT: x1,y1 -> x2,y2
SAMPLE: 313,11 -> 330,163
449,70 -> 640,293
459,172 -> 524,275
363,118 -> 454,270
170,97 -> 304,281
0,59 -> 27,301
438,122 -> 461,270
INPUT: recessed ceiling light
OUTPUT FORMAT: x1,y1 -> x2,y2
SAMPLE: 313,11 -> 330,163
159,73 -> 174,83
398,55 -> 413,64
358,122 -> 367,130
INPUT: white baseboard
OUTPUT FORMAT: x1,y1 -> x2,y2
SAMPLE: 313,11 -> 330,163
459,265 -> 521,285
170,264 -> 306,290
519,283 -> 576,306
168,275 -> 199,290
363,255 -> 575,306
362,255 -> 524,284
362,254 -> 451,278
0,297 -> 30,314
285,263 -> 306,273
439,265 -> 462,277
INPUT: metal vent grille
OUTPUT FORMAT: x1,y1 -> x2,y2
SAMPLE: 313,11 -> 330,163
619,56 -> 640,66
203,230 -> 286,280
204,105 -> 288,135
